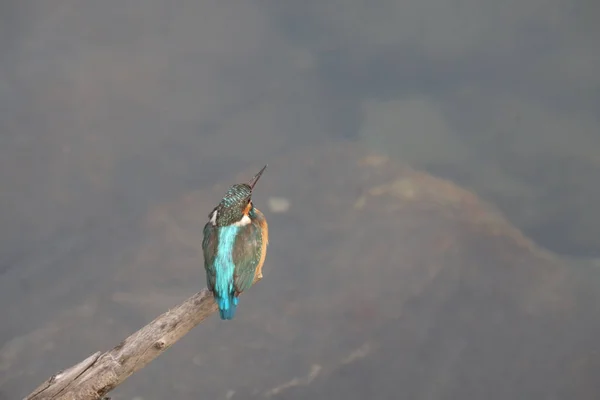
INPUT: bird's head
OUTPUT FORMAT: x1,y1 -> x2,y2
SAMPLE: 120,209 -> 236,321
209,165 -> 267,227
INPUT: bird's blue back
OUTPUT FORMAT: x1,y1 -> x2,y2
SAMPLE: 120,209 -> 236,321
212,225 -> 240,319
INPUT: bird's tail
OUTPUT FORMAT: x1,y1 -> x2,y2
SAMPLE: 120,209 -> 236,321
217,294 -> 239,320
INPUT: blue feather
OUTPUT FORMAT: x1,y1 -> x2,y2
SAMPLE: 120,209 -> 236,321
214,225 -> 240,320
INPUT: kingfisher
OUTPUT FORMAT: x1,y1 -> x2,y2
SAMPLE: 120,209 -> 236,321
202,165 -> 269,320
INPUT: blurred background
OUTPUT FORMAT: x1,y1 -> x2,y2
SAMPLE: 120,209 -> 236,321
1,1 -> 600,399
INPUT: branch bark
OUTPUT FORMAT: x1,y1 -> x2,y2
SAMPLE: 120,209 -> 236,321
24,284 -> 248,400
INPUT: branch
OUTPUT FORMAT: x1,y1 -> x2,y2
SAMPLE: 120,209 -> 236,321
24,282 -> 253,400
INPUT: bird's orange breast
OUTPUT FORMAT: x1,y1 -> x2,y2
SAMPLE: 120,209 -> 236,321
254,208 -> 269,280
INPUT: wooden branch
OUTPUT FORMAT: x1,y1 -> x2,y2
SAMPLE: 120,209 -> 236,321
24,283 -> 251,400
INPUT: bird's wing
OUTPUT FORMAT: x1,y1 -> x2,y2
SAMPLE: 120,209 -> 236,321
202,222 -> 218,291
232,221 -> 263,294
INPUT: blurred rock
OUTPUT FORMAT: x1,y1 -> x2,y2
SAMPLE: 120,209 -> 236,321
267,197 -> 291,214
4,141 -> 600,399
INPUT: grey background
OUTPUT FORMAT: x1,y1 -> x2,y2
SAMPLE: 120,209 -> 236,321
1,1 -> 599,399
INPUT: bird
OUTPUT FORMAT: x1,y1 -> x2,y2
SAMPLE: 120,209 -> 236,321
202,165 -> 269,320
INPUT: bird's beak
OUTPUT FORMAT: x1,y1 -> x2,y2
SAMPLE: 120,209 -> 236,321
248,164 -> 268,190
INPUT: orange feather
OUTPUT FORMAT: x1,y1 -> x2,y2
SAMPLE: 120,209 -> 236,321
253,207 -> 269,280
